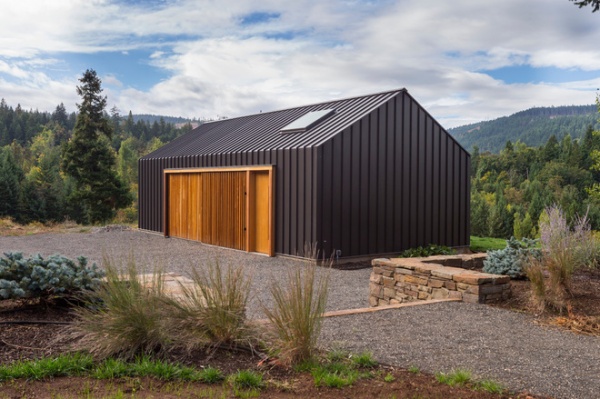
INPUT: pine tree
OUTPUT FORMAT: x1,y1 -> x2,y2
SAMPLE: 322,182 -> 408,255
61,69 -> 132,224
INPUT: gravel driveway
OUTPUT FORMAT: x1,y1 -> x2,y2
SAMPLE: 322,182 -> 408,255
2,229 -> 599,399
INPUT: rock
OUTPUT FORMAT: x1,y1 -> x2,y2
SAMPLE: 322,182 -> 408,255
431,287 -> 450,299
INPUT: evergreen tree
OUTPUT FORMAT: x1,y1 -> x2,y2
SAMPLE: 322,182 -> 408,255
513,212 -> 523,240
0,147 -> 24,218
520,212 -> 536,239
61,69 -> 132,224
470,192 -> 490,237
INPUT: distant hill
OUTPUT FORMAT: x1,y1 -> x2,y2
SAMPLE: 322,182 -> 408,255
449,105 -> 600,153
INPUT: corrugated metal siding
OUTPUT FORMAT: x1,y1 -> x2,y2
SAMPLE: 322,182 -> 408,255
317,91 -> 470,258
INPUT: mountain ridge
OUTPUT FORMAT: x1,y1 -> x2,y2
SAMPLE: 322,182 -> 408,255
449,104 -> 599,153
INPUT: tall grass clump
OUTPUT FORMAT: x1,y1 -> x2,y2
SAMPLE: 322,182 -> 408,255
70,255 -> 175,360
524,205 -> 599,311
262,261 -> 329,365
168,262 -> 252,350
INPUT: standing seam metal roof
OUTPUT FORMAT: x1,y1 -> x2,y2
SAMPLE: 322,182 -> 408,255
141,88 -> 405,159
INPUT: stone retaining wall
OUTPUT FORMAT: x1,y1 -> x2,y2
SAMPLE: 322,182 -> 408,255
370,254 -> 511,306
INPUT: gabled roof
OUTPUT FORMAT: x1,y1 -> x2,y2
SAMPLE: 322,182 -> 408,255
142,88 -> 405,159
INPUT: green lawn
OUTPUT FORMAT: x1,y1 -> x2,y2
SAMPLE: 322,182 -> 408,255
469,236 -> 507,252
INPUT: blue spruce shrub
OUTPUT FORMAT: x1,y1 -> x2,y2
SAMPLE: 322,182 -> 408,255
0,252 -> 105,300
482,237 -> 541,279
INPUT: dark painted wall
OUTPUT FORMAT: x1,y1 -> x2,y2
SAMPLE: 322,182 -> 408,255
317,91 -> 470,258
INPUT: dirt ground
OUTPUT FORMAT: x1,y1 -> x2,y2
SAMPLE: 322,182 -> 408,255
491,268 -> 600,335
0,294 -> 551,399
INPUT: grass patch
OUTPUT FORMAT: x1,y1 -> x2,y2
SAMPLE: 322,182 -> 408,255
408,365 -> 420,374
469,236 -> 507,252
198,367 -> 225,384
350,352 -> 377,368
229,370 -> 264,390
0,353 -> 94,381
476,378 -> 504,394
435,369 -> 472,387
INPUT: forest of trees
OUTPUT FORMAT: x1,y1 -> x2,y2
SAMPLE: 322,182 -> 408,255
470,104 -> 600,240
449,105 -> 600,153
0,82 -> 196,224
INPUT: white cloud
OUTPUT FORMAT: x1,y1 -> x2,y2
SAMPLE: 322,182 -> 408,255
0,0 -> 600,128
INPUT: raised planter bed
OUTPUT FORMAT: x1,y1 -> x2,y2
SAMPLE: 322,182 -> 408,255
370,254 -> 511,306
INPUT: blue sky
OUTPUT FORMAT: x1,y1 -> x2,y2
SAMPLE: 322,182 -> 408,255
0,0 -> 599,128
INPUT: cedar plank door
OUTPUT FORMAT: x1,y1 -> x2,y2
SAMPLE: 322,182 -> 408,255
166,168 -> 273,255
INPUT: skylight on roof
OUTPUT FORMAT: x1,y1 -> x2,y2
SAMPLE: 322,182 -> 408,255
280,109 -> 335,134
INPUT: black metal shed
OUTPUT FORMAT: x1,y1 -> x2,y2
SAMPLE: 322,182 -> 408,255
138,88 -> 470,259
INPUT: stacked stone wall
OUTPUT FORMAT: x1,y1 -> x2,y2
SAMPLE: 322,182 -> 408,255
369,254 -> 511,306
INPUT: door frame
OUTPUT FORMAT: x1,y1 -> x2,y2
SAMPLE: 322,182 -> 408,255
163,165 -> 275,256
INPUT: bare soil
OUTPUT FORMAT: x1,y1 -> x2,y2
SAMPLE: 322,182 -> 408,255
0,300 -> 545,399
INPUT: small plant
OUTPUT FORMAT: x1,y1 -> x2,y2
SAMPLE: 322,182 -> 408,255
0,252 -> 104,300
477,378 -> 504,394
399,244 -> 454,258
383,373 -> 395,382
525,205 -> 599,311
326,348 -> 349,363
435,369 -> 472,387
482,237 -> 541,278
407,365 -> 420,374
229,370 -> 264,390
199,367 -> 225,384
350,352 -> 377,368
262,263 -> 329,365
311,364 -> 358,388
91,358 -> 130,379
70,256 -> 176,360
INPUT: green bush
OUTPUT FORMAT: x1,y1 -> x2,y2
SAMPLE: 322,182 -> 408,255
398,244 -> 454,258
482,237 -> 541,278
0,252 -> 104,300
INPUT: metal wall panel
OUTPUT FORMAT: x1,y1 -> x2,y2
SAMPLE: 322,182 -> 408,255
316,91 -> 471,258
139,89 -> 470,258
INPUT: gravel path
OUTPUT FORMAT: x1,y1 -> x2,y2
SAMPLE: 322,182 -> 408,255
0,229 -> 371,318
2,229 -> 599,398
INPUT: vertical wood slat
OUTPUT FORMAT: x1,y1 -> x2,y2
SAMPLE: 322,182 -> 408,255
166,168 -> 275,253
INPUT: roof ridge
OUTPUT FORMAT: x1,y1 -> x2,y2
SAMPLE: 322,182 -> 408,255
202,88 -> 407,124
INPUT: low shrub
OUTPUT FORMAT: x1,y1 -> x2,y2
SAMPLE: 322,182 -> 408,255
167,262 -> 252,350
398,244 -> 454,258
525,205 -> 599,312
482,237 -> 541,278
70,256 -> 176,360
0,252 -> 104,300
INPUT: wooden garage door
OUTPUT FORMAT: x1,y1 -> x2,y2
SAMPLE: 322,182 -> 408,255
165,167 -> 274,255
